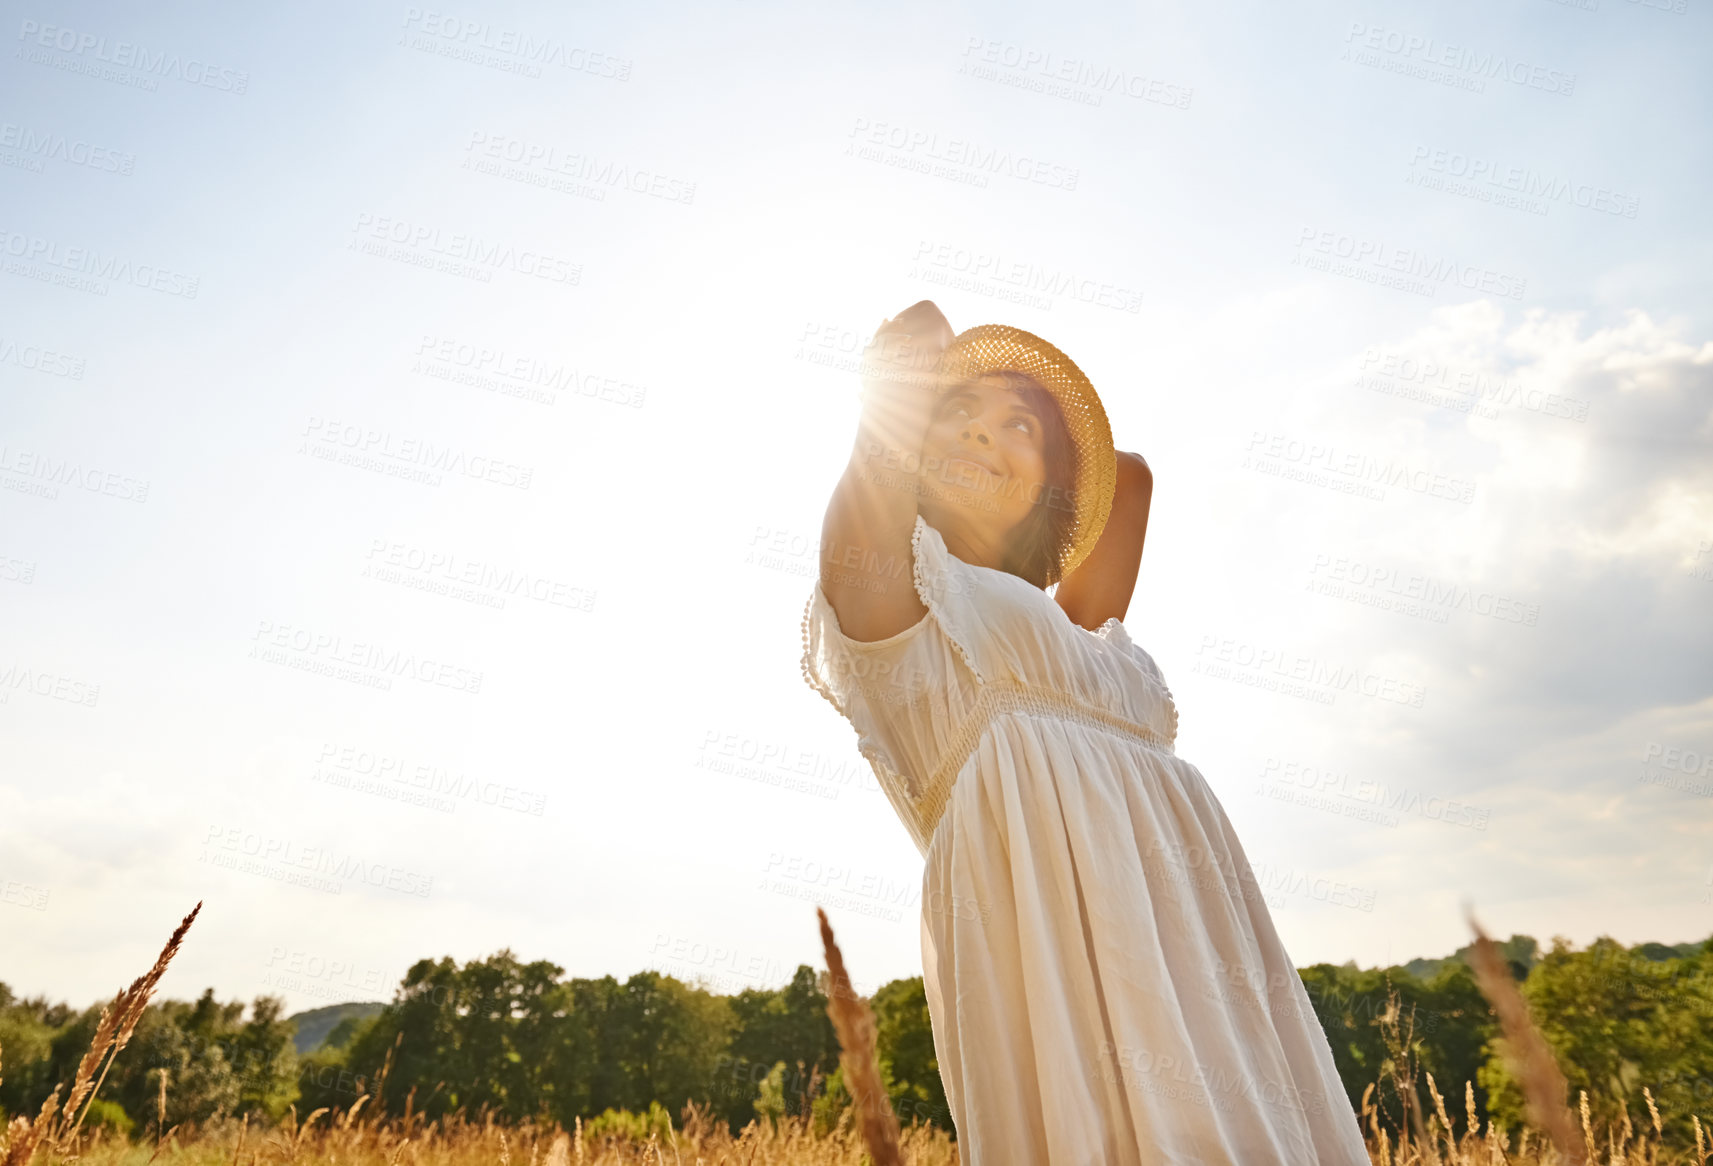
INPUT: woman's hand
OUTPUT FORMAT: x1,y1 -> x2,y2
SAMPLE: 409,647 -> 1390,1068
817,301 -> 955,643
856,300 -> 956,458
860,299 -> 955,396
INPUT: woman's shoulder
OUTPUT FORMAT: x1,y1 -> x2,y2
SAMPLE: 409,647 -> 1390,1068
801,513 -> 987,705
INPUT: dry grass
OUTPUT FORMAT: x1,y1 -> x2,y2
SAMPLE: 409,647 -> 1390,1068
18,1095 -> 1713,1166
7,904 -> 1713,1165
11,1106 -> 959,1166
1357,1077 -> 1710,1166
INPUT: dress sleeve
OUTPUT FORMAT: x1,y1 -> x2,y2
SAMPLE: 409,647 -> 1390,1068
800,513 -> 985,710
799,579 -> 935,797
905,513 -> 986,686
799,514 -> 983,803
800,579 -> 930,719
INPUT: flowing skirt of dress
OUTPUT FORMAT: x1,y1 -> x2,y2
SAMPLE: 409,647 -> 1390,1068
917,708 -> 1371,1166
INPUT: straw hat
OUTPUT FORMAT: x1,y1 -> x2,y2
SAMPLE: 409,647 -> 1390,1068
930,323 -> 1117,580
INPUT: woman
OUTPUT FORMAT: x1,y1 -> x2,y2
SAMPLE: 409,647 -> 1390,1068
799,300 -> 1369,1164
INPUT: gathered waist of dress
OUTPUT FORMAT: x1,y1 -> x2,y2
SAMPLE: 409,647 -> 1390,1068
913,677 -> 1178,841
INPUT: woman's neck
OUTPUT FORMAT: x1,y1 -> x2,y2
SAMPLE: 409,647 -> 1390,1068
925,512 -> 1010,574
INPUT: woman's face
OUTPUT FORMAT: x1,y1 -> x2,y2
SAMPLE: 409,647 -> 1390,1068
917,374 -> 1048,552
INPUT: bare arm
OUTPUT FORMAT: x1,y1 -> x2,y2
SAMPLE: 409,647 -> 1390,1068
817,301 -> 955,642
1053,450 -> 1153,631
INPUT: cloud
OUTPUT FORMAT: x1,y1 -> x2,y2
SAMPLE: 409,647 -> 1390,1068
1283,302 -> 1713,953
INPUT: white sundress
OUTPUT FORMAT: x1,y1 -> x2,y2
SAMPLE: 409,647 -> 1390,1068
799,513 -> 1369,1165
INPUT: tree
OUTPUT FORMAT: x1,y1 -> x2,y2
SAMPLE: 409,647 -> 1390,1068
608,971 -> 737,1118
0,987 -> 70,1122
1479,935 -> 1713,1148
103,1005 -> 240,1130
326,953 -> 736,1130
871,976 -> 950,1129
715,965 -> 840,1129
228,997 -> 301,1119
1298,959 -> 1493,1138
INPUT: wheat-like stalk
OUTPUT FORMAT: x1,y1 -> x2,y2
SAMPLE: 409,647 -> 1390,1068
816,907 -> 904,1166
1466,1078 -> 1481,1155
1643,1085 -> 1663,1143
1465,907 -> 1584,1166
57,991 -> 123,1132
2,1086 -> 61,1166
59,901 -> 202,1148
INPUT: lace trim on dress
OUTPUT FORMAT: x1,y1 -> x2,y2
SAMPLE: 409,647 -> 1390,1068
911,514 -> 986,686
857,742 -> 933,853
799,589 -> 843,718
798,518 -> 944,726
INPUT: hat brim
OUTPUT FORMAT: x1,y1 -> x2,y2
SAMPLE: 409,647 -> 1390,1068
930,324 -> 1117,581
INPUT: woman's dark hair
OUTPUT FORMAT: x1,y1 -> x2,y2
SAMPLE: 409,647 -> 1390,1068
939,369 -> 1078,590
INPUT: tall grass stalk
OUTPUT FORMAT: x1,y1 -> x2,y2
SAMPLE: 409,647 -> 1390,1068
1466,906 -> 1584,1166
815,907 -> 904,1166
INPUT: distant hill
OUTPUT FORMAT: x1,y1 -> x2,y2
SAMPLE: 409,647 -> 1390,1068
286,1002 -> 387,1054
1398,934 -> 1542,981
1386,934 -> 1709,981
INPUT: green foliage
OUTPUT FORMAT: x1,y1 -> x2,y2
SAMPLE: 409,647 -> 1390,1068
1478,934 -> 1713,1148
321,951 -> 742,1130
295,1045 -> 377,1116
871,976 -> 950,1129
809,1064 -> 852,1136
0,986 -> 298,1138
0,989 -> 71,1121
712,965 -> 839,1129
1300,955 -> 1496,1137
582,1100 -> 676,1141
79,1098 -> 134,1138
807,1052 -> 929,1137
802,977 -> 948,1137
17,930 -> 1704,1147
752,1061 -> 788,1128
227,997 -> 301,1118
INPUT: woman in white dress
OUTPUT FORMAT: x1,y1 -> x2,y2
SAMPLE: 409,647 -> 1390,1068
799,300 -> 1370,1164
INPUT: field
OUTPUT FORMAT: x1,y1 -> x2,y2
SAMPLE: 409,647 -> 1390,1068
13,1087 -> 1711,1166
4,904 -> 1710,1166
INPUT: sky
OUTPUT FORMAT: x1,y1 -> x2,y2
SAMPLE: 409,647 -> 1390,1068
2,0 -> 1710,1016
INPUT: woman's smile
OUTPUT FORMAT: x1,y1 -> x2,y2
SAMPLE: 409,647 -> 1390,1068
948,453 -> 1001,477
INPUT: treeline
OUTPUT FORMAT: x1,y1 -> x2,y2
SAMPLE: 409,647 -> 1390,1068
3,933 -> 1710,1145
0,953 -> 943,1138
290,955 -> 948,1135
0,987 -> 298,1137
1300,933 -> 1713,1146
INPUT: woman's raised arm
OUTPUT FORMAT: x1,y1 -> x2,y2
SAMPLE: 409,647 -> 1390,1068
817,301 -> 955,642
1053,450 -> 1153,632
